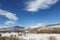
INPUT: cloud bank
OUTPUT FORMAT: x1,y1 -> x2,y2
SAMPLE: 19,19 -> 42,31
26,0 -> 58,12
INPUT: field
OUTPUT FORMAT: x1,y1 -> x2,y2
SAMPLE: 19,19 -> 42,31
0,32 -> 60,40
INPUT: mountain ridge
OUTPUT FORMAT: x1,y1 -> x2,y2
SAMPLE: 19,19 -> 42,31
0,26 -> 25,31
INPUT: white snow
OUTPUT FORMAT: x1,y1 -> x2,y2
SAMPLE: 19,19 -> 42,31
0,32 -> 60,40
19,33 -> 60,40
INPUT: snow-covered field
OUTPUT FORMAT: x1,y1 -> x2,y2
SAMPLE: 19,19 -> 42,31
19,33 -> 60,40
0,32 -> 60,40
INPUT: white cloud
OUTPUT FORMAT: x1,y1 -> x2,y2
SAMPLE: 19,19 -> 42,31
0,9 -> 18,21
26,0 -> 58,12
5,21 -> 15,25
0,9 -> 18,25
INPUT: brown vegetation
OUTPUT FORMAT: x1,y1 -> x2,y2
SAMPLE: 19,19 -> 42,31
28,26 -> 60,34
0,37 -> 20,40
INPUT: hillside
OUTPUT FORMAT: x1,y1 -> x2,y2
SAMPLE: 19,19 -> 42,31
28,23 -> 60,34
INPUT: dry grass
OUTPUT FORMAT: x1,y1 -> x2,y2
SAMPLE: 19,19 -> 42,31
0,37 -> 20,40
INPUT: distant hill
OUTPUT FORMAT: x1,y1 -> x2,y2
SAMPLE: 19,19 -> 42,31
28,23 -> 60,34
0,23 -> 60,33
46,23 -> 60,28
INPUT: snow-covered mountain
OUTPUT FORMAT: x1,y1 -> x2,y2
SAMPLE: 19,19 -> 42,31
0,23 -> 60,33
0,26 -> 25,31
46,23 -> 60,28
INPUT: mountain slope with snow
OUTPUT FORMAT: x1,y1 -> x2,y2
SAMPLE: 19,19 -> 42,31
0,26 -> 25,31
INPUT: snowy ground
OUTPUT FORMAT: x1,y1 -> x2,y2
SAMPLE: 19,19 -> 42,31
18,33 -> 60,40
0,32 -> 60,40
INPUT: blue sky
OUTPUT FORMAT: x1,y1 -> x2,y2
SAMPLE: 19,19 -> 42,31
0,0 -> 60,27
